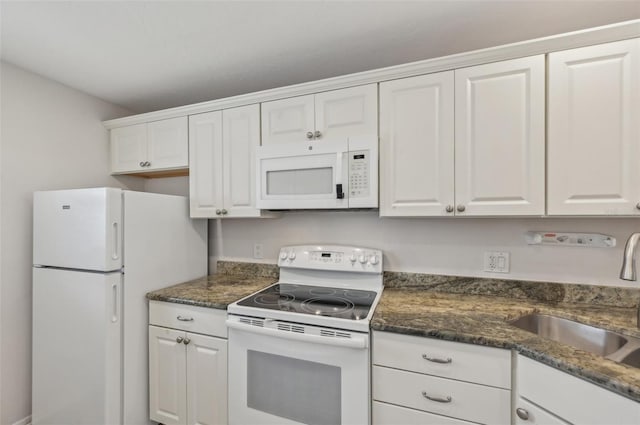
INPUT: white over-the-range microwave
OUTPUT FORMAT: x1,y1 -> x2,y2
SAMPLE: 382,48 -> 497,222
255,135 -> 378,210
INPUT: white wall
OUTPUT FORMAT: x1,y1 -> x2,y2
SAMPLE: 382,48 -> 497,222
215,211 -> 640,288
0,62 -> 144,425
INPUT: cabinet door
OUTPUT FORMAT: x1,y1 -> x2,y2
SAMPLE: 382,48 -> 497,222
111,123 -> 147,173
315,84 -> 378,140
149,326 -> 187,425
261,94 -> 314,144
223,104 -> 261,217
548,38 -> 640,215
379,72 -> 454,216
189,111 -> 224,218
186,333 -> 227,425
455,55 -> 545,216
514,397 -> 570,425
147,117 -> 189,170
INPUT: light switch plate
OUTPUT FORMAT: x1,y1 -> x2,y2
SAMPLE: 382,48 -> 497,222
484,251 -> 510,273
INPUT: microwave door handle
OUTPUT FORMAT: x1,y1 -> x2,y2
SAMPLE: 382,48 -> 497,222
336,152 -> 344,200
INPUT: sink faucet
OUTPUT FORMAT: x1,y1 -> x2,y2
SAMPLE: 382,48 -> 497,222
620,232 -> 640,328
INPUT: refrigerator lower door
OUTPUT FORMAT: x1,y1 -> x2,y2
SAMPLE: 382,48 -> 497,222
32,267 -> 122,425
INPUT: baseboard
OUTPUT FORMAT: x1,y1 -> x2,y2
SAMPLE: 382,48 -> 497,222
12,415 -> 31,425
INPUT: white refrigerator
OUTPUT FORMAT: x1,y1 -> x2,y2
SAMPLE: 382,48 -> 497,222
32,188 -> 207,425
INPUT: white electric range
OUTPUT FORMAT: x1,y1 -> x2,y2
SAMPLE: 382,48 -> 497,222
227,244 -> 384,425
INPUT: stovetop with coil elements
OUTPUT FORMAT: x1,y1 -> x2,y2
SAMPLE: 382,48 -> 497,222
236,283 -> 377,321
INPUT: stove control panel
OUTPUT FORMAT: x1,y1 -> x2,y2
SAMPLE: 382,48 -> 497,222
278,244 -> 383,273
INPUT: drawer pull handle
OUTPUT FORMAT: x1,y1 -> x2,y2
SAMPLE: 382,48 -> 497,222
177,315 -> 194,322
422,354 -> 452,364
422,391 -> 452,403
516,408 -> 529,420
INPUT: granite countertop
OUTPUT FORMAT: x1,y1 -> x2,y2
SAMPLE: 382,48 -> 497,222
146,261 -> 640,403
373,274 -> 640,403
146,261 -> 278,309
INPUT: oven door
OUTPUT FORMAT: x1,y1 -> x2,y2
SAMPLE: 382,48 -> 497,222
227,315 -> 370,425
256,140 -> 349,210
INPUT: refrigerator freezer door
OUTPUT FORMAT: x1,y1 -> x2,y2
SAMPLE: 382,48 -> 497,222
32,267 -> 122,425
33,187 -> 123,271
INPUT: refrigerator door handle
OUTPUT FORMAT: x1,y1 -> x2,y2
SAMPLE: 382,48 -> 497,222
112,222 -> 119,260
111,283 -> 119,323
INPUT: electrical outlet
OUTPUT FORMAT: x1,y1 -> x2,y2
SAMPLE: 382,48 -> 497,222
253,243 -> 263,259
484,251 -> 510,273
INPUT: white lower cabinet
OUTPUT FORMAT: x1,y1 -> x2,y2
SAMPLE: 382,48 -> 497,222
373,401 -> 475,425
372,331 -> 511,425
149,301 -> 227,425
516,355 -> 640,425
514,397 -> 570,425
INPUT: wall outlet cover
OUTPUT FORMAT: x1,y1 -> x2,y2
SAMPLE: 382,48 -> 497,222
484,251 -> 510,273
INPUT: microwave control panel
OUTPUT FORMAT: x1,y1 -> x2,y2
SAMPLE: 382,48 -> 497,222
349,150 -> 369,198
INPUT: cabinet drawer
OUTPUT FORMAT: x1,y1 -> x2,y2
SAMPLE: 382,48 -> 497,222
373,401 -> 476,425
149,301 -> 227,338
518,355 -> 640,425
373,366 -> 510,424
373,331 -> 511,388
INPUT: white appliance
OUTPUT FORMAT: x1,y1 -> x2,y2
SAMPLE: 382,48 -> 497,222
32,188 -> 207,425
227,244 -> 383,425
255,135 -> 378,210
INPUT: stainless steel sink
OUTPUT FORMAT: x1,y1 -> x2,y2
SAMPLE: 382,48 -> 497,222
619,349 -> 640,368
510,314 -> 628,356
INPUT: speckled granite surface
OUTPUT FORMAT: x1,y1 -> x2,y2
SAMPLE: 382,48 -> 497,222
383,271 -> 640,307
372,288 -> 640,402
146,262 -> 277,309
147,261 -> 640,402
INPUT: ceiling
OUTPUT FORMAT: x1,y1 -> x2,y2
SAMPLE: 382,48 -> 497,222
2,1 -> 639,114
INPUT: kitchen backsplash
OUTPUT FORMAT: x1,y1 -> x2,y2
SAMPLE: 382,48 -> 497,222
212,210 -> 640,288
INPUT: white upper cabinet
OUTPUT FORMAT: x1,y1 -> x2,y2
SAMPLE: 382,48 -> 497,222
547,38 -> 640,215
455,55 -> 545,216
111,117 -> 188,175
380,71 -> 455,216
189,110 -> 223,217
261,84 -> 378,144
380,55 -> 545,217
222,104 -> 261,217
189,104 -> 264,218
260,95 -> 315,145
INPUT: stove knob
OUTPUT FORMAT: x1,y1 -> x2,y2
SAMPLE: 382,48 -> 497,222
358,255 -> 367,264
279,252 -> 288,260
288,251 -> 296,260
369,255 -> 379,265
349,254 -> 357,263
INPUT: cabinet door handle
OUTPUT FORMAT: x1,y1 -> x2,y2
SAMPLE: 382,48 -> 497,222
139,161 -> 145,167
422,354 -> 452,364
456,204 -> 466,212
306,131 -> 314,139
183,338 -> 191,345
421,391 -> 452,403
176,336 -> 184,343
215,209 -> 222,215
145,161 -> 151,167
445,205 -> 454,213
177,315 -> 194,322
516,408 -> 529,420
636,203 -> 640,210
221,209 -> 228,215
314,130 -> 322,139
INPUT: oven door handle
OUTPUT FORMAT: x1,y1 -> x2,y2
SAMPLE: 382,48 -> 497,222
226,319 -> 368,349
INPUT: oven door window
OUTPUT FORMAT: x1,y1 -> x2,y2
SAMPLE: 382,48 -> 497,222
247,350 -> 341,425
